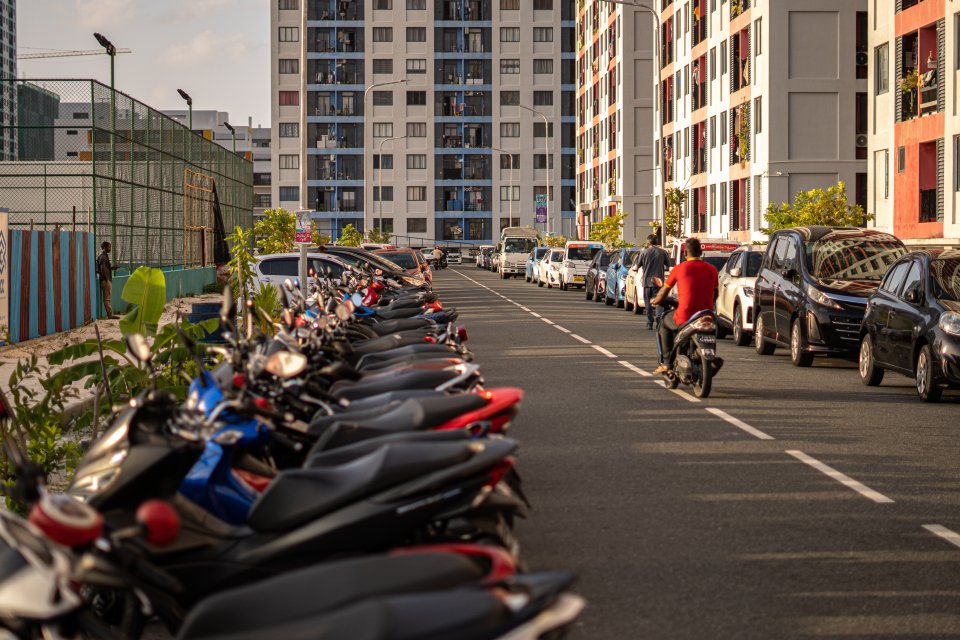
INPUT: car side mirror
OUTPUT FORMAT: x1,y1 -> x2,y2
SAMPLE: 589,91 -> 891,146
780,268 -> 796,280
904,287 -> 922,304
729,268 -> 741,278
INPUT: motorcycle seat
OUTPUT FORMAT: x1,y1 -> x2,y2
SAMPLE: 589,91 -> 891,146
176,553 -> 484,640
366,318 -> 434,336
307,401 -> 406,435
310,394 -> 487,439
356,344 -> 455,367
374,307 -> 425,320
359,355 -> 462,374
305,430 -> 470,466
331,369 -> 460,401
247,441 -> 474,532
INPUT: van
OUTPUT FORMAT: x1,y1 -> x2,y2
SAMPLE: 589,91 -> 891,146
558,241 -> 604,290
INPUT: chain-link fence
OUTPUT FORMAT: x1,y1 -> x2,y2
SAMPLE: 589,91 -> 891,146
0,79 -> 253,271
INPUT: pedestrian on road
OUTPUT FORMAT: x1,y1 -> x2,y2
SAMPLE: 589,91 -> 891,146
639,233 -> 669,330
97,241 -> 119,319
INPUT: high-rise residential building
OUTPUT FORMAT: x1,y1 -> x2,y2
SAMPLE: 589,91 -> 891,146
0,0 -> 17,161
271,0 -> 578,245
869,0 -> 959,244
654,0 -> 867,243
252,126 -> 273,220
576,0 -> 655,244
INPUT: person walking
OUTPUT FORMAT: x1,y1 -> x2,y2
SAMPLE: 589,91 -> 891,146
97,241 -> 119,319
639,233 -> 669,330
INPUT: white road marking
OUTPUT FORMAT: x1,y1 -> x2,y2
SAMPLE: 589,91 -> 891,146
541,318 -> 555,325
592,345 -> 618,358
555,326 -> 572,333
785,450 -> 895,504
617,360 -> 652,377
922,524 -> 960,549
705,408 -> 774,440
530,312 -> 542,318
570,334 -> 592,344
521,307 -> 531,312
653,379 -> 702,403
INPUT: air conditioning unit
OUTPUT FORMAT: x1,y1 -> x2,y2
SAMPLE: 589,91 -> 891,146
856,51 -> 868,67
855,134 -> 868,148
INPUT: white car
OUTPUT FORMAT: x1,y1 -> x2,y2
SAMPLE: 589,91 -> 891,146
446,249 -> 462,264
537,248 -> 565,288
716,244 -> 767,346
254,253 -> 350,292
558,241 -> 604,290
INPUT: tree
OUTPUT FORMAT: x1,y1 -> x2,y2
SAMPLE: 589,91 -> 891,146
544,235 -> 568,248
762,181 -> 871,236
310,219 -> 331,247
367,227 -> 392,244
663,188 -> 688,240
589,211 -> 634,248
338,224 -> 364,247
253,208 -> 295,255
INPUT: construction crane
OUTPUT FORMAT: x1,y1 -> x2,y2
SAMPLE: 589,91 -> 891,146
17,48 -> 132,60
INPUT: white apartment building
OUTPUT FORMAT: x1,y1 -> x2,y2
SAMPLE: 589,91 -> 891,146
271,0 -> 578,245
654,0 -> 867,243
0,0 -> 15,161
576,0 -> 655,244
252,126 -> 272,219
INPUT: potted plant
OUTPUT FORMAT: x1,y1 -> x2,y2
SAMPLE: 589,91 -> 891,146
901,68 -> 921,118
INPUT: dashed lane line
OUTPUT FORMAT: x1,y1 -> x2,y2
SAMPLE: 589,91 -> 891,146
592,345 -> 618,359
785,450 -> 895,504
570,334 -> 592,344
654,379 -> 702,403
541,318 -> 555,325
705,408 -> 774,441
617,360 -> 652,377
555,326 -> 572,333
922,524 -> 960,550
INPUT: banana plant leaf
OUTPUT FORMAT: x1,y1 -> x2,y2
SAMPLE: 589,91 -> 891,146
120,267 -> 167,337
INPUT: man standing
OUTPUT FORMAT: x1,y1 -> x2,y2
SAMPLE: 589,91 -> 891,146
97,241 -> 118,319
639,233 -> 669,330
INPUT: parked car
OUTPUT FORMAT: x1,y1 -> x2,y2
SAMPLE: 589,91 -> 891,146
477,245 -> 495,269
445,248 -> 463,264
490,249 -> 500,272
585,250 -> 615,302
526,247 -> 550,283
716,244 -> 767,346
754,226 -> 906,366
558,241 -> 604,290
254,253 -> 349,291
859,249 -> 960,402
374,248 -> 431,282
604,247 -> 641,308
316,246 -> 427,287
668,238 -> 739,271
538,248 -> 565,288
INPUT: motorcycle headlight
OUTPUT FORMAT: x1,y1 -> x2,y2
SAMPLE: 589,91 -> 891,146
939,311 -> 960,336
806,285 -> 842,310
742,286 -> 754,298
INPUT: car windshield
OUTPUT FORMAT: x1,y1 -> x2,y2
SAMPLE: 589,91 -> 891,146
598,252 -> 612,267
377,252 -> 417,270
504,238 -> 537,253
567,246 -> 601,261
807,236 -> 906,282
551,251 -> 564,261
704,256 -> 730,271
533,248 -> 549,259
743,252 -> 763,277
623,250 -> 640,266
930,258 -> 960,302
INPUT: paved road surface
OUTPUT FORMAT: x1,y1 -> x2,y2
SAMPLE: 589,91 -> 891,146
434,265 -> 960,639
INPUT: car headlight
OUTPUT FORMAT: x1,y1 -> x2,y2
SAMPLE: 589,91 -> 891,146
939,312 -> 960,336
742,286 -> 754,298
806,285 -> 842,310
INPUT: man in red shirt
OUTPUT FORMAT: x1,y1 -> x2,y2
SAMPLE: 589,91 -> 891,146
651,238 -> 719,374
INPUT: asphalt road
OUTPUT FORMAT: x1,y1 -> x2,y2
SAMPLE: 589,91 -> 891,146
434,265 -> 960,640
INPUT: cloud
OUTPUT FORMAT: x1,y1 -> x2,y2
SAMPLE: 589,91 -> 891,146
75,0 -> 136,28
163,30 -> 251,66
155,0 -> 251,22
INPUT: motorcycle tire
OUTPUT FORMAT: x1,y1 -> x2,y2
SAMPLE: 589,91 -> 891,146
693,353 -> 712,398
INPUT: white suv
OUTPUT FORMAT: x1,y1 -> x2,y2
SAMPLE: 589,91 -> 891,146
558,241 -> 604,290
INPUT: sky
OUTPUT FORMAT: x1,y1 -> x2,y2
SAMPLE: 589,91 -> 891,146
17,0 -> 271,127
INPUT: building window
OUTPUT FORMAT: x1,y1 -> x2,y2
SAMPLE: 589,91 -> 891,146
73,112 -> 89,120
533,27 -> 553,42
406,58 -> 427,73
720,40 -> 727,75
533,122 -> 554,137
373,186 -> 393,201
373,154 -> 393,169
754,96 -> 761,133
279,154 -> 299,169
279,0 -> 298,9
279,59 -> 299,74
373,0 -> 391,7
501,27 -> 520,42
372,91 -> 393,106
407,90 -> 427,105
754,18 -> 761,54
373,122 -> 394,137
533,154 -> 554,169
501,0 -> 520,8
501,91 -> 520,105
406,27 -> 426,42
499,153 -> 519,169
709,47 -> 716,80
279,91 -> 299,106
278,27 -> 299,42
533,91 -> 554,106
407,0 -> 426,8
534,0 -> 552,8
66,151 -> 78,157
407,186 -> 426,201
407,153 -> 427,169
720,110 -> 727,144
407,217 -> 427,233
875,43 -> 889,95
500,186 -> 520,201
709,116 -> 716,148
533,59 -> 554,74
406,122 -> 427,137
279,186 -> 299,201
373,27 -> 393,42
373,59 -> 393,74
255,194 -> 273,208
501,122 -> 520,137
279,123 -> 299,137
501,59 -> 520,74
898,146 -> 905,173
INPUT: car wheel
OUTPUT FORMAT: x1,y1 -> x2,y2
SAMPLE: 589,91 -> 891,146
915,344 -> 943,403
585,286 -> 593,300
625,298 -> 633,312
790,318 -> 814,367
754,312 -> 775,356
858,335 -> 884,386
605,294 -> 614,306
538,279 -> 544,287
732,305 -> 750,347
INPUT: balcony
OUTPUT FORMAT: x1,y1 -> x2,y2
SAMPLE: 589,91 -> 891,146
691,0 -> 707,46
436,27 -> 491,53
731,28 -> 749,91
730,0 -> 750,20
309,0 -> 363,20
920,189 -> 938,222
899,27 -> 940,121
310,28 -> 363,53
435,0 -> 490,21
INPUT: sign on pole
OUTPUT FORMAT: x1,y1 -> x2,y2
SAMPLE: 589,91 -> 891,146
295,209 -> 313,244
535,194 -> 547,224
0,209 -> 7,343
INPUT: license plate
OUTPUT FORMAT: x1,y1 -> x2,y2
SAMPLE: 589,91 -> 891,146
573,276 -> 584,282
699,335 -> 716,343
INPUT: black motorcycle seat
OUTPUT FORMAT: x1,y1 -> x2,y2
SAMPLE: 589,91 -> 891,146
247,441 -> 474,532
344,389 -> 445,410
375,307 -> 425,320
307,401 -> 406,435
351,334 -> 407,356
359,355 -> 461,374
366,318 -> 434,336
331,369 -> 460,401
309,394 -> 486,438
178,589 -> 510,640
176,553 -> 484,640
305,430 -> 470,467
357,344 -> 455,367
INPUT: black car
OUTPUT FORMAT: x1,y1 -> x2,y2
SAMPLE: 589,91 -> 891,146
584,250 -> 615,303
754,227 -> 906,366
859,249 -> 960,402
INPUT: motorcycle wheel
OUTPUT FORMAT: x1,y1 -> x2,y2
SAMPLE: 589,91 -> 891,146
666,373 -> 680,389
693,354 -> 713,398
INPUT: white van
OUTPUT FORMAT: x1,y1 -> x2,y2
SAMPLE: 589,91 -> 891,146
559,241 -> 605,290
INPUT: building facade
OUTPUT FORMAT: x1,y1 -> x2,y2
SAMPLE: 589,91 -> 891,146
271,0 -> 577,245
576,0 -> 655,244
252,126 -> 272,219
0,0 -> 17,161
654,0 -> 867,243
868,0 -> 960,244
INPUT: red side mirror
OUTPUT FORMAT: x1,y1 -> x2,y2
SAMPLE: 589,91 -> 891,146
136,500 -> 181,547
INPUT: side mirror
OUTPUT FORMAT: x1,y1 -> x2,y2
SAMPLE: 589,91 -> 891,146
780,268 -> 796,280
729,268 -> 742,278
136,500 -> 181,547
264,350 -> 308,378
283,278 -> 296,292
126,333 -> 153,365
904,287 -> 922,304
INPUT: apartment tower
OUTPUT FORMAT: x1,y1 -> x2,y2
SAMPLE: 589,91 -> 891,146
0,0 -> 16,161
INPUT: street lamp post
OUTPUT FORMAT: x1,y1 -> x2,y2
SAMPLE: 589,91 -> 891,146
224,121 -> 237,155
518,104 -> 551,235
94,32 -> 117,260
377,135 -> 407,239
487,147 -> 515,224
177,88 -> 193,131
363,78 -> 407,237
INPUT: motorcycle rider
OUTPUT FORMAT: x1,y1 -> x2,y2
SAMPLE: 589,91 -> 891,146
651,238 -> 719,375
